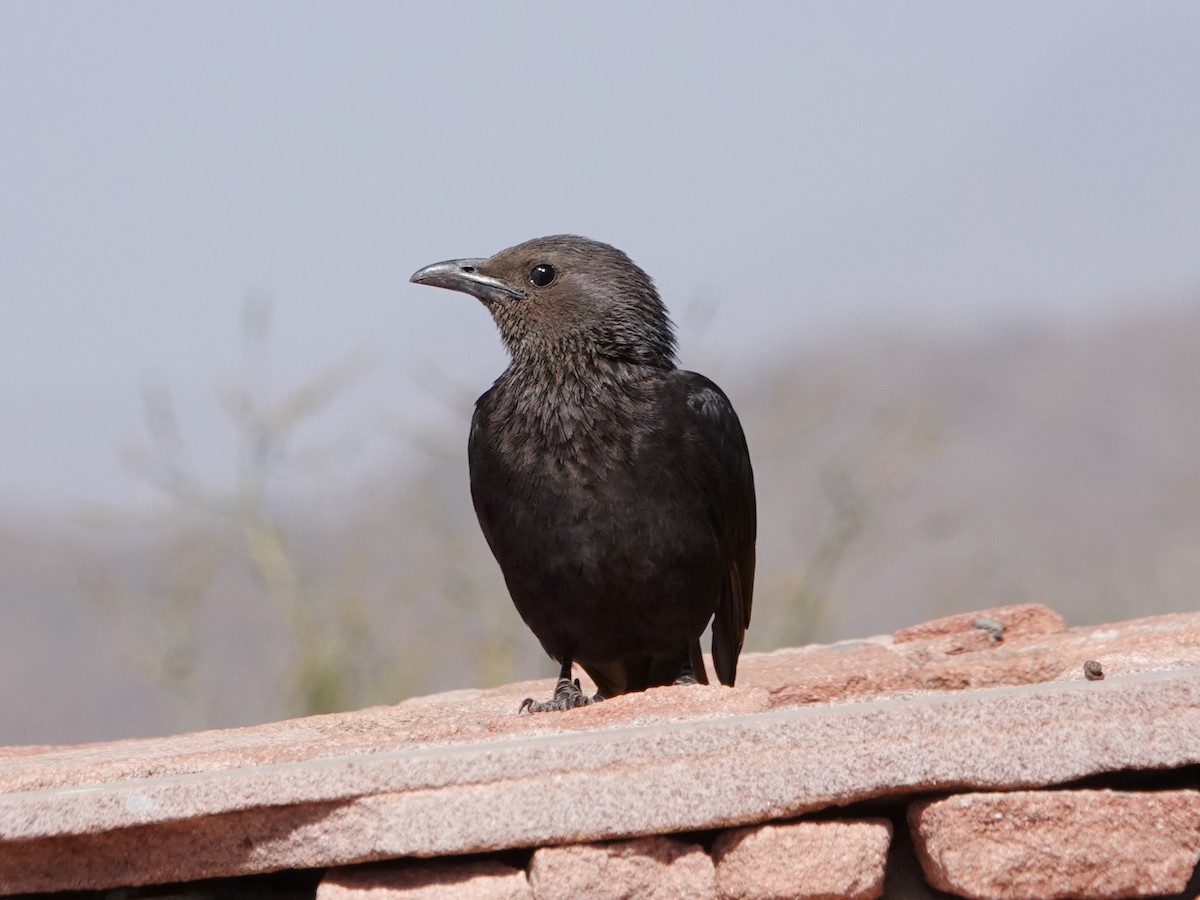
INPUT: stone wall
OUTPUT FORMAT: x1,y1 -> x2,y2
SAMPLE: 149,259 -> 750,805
3,605 -> 1199,899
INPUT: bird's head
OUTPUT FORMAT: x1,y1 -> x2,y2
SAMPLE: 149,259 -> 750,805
410,235 -> 676,368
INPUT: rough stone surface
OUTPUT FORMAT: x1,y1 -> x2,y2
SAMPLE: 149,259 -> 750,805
910,789 -> 1200,899
317,859 -> 532,899
712,819 -> 892,900
1,608 -> 1199,895
913,613 -> 1200,691
737,639 -> 920,705
528,836 -> 715,900
892,603 -> 1067,644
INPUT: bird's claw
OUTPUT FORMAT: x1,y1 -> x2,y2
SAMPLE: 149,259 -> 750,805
519,677 -> 595,714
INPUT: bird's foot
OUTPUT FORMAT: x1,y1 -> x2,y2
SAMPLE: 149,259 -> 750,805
519,678 -> 595,714
673,673 -> 699,686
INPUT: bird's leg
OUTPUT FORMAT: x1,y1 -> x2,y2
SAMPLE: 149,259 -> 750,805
519,658 -> 595,714
673,651 -> 700,686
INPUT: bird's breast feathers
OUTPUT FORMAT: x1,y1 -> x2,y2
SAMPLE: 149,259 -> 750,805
474,371 -> 670,477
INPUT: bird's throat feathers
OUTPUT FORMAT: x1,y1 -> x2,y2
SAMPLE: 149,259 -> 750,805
484,352 -> 671,473
490,293 -> 678,372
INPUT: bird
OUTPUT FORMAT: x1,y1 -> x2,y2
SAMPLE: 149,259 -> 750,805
410,235 -> 755,712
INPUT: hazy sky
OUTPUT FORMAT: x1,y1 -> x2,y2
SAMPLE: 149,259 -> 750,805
2,2 -> 1198,510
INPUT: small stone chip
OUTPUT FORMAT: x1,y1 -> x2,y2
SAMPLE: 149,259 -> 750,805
972,617 -> 1005,641
1084,659 -> 1104,681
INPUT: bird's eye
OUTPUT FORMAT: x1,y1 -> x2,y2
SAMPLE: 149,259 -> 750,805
529,263 -> 557,287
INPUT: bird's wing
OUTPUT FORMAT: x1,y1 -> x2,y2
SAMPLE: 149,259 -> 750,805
466,390 -> 503,559
670,371 -> 756,686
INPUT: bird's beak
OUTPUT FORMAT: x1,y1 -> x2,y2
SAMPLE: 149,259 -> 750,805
409,258 -> 524,304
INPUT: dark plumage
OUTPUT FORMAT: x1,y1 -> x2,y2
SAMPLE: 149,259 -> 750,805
410,235 -> 755,712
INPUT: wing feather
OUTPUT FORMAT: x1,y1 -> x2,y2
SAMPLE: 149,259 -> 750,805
672,371 -> 756,686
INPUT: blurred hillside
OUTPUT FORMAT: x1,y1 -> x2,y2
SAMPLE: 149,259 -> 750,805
2,303 -> 1199,745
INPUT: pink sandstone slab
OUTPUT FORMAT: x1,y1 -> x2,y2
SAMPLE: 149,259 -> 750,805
318,859 -> 532,899
910,789 -> 1200,900
741,607 -> 1200,705
712,818 -> 892,900
528,836 -> 716,899
0,682 -> 765,794
911,611 -> 1200,691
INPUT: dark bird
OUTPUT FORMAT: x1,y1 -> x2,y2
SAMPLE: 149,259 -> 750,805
410,235 -> 755,712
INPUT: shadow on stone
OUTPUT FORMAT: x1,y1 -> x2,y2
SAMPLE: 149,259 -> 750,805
1,802 -> 351,895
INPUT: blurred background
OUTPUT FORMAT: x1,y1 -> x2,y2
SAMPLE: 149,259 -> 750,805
2,2 -> 1199,745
